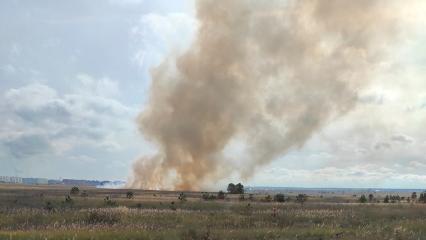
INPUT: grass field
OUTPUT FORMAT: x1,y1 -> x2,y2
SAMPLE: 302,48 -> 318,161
1,184 -> 426,240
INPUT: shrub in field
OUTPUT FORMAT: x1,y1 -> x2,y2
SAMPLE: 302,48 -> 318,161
227,183 -> 244,194
384,195 -> 390,203
359,195 -> 367,203
264,195 -> 272,202
296,194 -> 307,205
86,209 -> 122,225
178,192 -> 187,202
274,194 -> 286,203
104,196 -> 118,207
217,191 -> 225,200
44,201 -> 54,212
62,195 -> 74,208
70,186 -> 80,195
412,192 -> 417,202
389,195 -> 401,203
126,191 -> 134,199
180,228 -> 210,240
202,193 -> 217,201
170,201 -> 177,211
368,194 -> 374,202
239,194 -> 245,201
418,192 -> 426,203
80,191 -> 89,198
249,194 -> 254,201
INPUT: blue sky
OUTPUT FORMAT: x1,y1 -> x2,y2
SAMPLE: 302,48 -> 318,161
1,0 -> 426,189
0,0 -> 196,181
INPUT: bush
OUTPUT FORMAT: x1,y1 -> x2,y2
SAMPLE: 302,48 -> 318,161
44,201 -> 54,212
104,196 -> 118,207
126,191 -> 134,199
359,194 -> 367,203
264,195 -> 272,202
178,192 -> 187,202
227,183 -> 244,194
80,191 -> 89,198
296,194 -> 307,205
70,186 -> 80,195
202,193 -> 217,201
170,201 -> 177,211
384,195 -> 390,203
86,209 -> 122,225
239,194 -> 245,201
62,195 -> 74,208
249,194 -> 254,201
217,191 -> 225,200
274,194 -> 286,203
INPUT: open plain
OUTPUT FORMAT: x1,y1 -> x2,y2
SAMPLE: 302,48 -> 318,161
1,184 -> 426,240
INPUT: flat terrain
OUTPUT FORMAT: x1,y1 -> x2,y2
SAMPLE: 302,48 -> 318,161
1,184 -> 426,240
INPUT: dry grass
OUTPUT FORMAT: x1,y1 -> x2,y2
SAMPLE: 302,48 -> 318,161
1,184 -> 426,239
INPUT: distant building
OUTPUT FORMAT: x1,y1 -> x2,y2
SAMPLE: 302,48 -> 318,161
0,176 -> 23,184
62,179 -> 103,186
22,178 -> 49,185
48,179 -> 63,185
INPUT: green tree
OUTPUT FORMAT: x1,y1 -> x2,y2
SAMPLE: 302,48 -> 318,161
412,192 -> 417,202
70,186 -> 80,195
80,191 -> 89,198
384,195 -> 390,203
264,195 -> 272,202
126,191 -> 134,199
178,192 -> 187,202
359,194 -> 367,203
227,183 -> 244,194
296,194 -> 307,205
217,191 -> 225,200
44,201 -> 54,211
227,183 -> 236,194
368,194 -> 374,202
274,194 -> 285,203
236,183 -> 244,194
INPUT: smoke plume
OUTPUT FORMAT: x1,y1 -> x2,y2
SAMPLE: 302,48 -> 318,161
130,0 -> 402,190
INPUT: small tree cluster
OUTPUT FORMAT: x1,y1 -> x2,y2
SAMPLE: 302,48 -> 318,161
296,194 -> 307,205
412,192 -> 417,202
263,195 -> 272,202
418,192 -> 426,203
44,201 -> 54,212
80,191 -> 89,198
217,191 -> 226,200
104,196 -> 118,207
383,195 -> 402,203
178,192 -> 187,202
70,186 -> 80,195
359,195 -> 367,203
126,191 -> 134,199
201,193 -> 217,201
368,194 -> 374,202
274,194 -> 286,203
227,183 -> 244,194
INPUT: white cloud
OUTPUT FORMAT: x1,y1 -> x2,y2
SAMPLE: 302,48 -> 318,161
76,73 -> 120,98
0,75 -> 141,178
391,134 -> 415,144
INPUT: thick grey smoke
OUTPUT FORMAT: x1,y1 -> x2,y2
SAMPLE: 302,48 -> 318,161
130,0 -> 401,190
